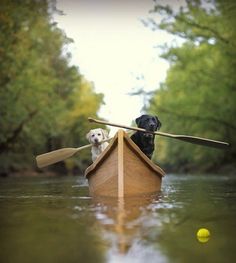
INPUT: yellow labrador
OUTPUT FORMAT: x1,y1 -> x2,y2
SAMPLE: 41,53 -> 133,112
86,128 -> 109,161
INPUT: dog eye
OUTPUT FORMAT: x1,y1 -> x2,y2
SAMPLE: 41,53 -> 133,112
98,133 -> 101,136
92,134 -> 95,137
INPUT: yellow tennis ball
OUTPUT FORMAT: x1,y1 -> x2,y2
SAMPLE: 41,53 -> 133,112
197,228 -> 210,238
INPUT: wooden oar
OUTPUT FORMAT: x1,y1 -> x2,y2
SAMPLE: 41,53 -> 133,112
36,138 -> 112,168
88,117 -> 230,149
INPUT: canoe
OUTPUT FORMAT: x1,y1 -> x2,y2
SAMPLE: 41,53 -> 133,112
84,129 -> 165,197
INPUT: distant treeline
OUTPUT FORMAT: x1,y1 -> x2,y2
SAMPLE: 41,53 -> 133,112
0,0 -> 104,175
143,0 -> 236,173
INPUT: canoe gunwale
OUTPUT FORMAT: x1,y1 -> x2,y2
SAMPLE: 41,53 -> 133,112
84,130 -> 165,179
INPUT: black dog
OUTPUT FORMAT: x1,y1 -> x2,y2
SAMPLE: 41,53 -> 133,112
131,114 -> 161,159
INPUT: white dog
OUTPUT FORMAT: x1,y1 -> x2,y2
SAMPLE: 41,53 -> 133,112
86,128 -> 109,162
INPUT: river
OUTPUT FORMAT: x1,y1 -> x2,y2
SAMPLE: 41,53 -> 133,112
0,173 -> 235,263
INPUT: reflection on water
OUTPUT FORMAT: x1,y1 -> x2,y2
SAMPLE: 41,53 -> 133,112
0,174 -> 235,263
92,195 -> 169,263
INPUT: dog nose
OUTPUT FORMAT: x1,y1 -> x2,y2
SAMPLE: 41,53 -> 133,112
94,138 -> 98,143
150,123 -> 155,129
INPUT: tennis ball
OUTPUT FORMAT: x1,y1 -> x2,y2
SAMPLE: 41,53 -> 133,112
196,228 -> 210,243
197,228 -> 210,238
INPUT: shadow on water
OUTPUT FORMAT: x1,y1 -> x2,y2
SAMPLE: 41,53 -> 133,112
0,174 -> 236,263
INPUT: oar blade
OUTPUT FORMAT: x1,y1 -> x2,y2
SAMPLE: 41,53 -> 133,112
176,136 -> 230,149
36,148 -> 79,168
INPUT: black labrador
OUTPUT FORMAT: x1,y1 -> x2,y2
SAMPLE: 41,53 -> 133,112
130,114 -> 161,159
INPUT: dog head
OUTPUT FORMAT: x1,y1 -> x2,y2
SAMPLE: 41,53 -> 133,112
135,114 -> 161,137
86,128 -> 109,145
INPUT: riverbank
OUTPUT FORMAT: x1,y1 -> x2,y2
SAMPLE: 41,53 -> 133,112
0,169 -> 60,178
1,162 -> 235,178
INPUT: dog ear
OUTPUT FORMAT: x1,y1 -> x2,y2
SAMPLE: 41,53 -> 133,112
135,116 -> 142,126
155,116 -> 162,130
101,129 -> 109,139
86,131 -> 91,142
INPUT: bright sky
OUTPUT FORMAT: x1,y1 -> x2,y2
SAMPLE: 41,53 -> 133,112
53,0 -> 182,134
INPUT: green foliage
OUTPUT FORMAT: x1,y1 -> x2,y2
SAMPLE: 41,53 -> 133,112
146,0 -> 236,172
0,0 -> 104,174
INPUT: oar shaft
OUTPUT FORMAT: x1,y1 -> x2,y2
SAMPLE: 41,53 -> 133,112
88,117 -> 230,149
88,117 -> 164,135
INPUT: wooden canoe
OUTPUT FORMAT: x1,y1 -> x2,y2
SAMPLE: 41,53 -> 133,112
84,129 -> 165,197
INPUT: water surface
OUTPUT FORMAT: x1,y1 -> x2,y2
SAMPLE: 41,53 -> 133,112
0,174 -> 235,263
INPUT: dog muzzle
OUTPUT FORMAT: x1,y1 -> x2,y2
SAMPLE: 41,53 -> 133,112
144,133 -> 154,138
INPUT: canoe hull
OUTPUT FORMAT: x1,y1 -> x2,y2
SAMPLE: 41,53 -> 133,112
85,130 -> 165,197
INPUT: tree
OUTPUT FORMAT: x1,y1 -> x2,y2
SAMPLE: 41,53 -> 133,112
0,0 -> 104,175
144,0 -> 236,172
